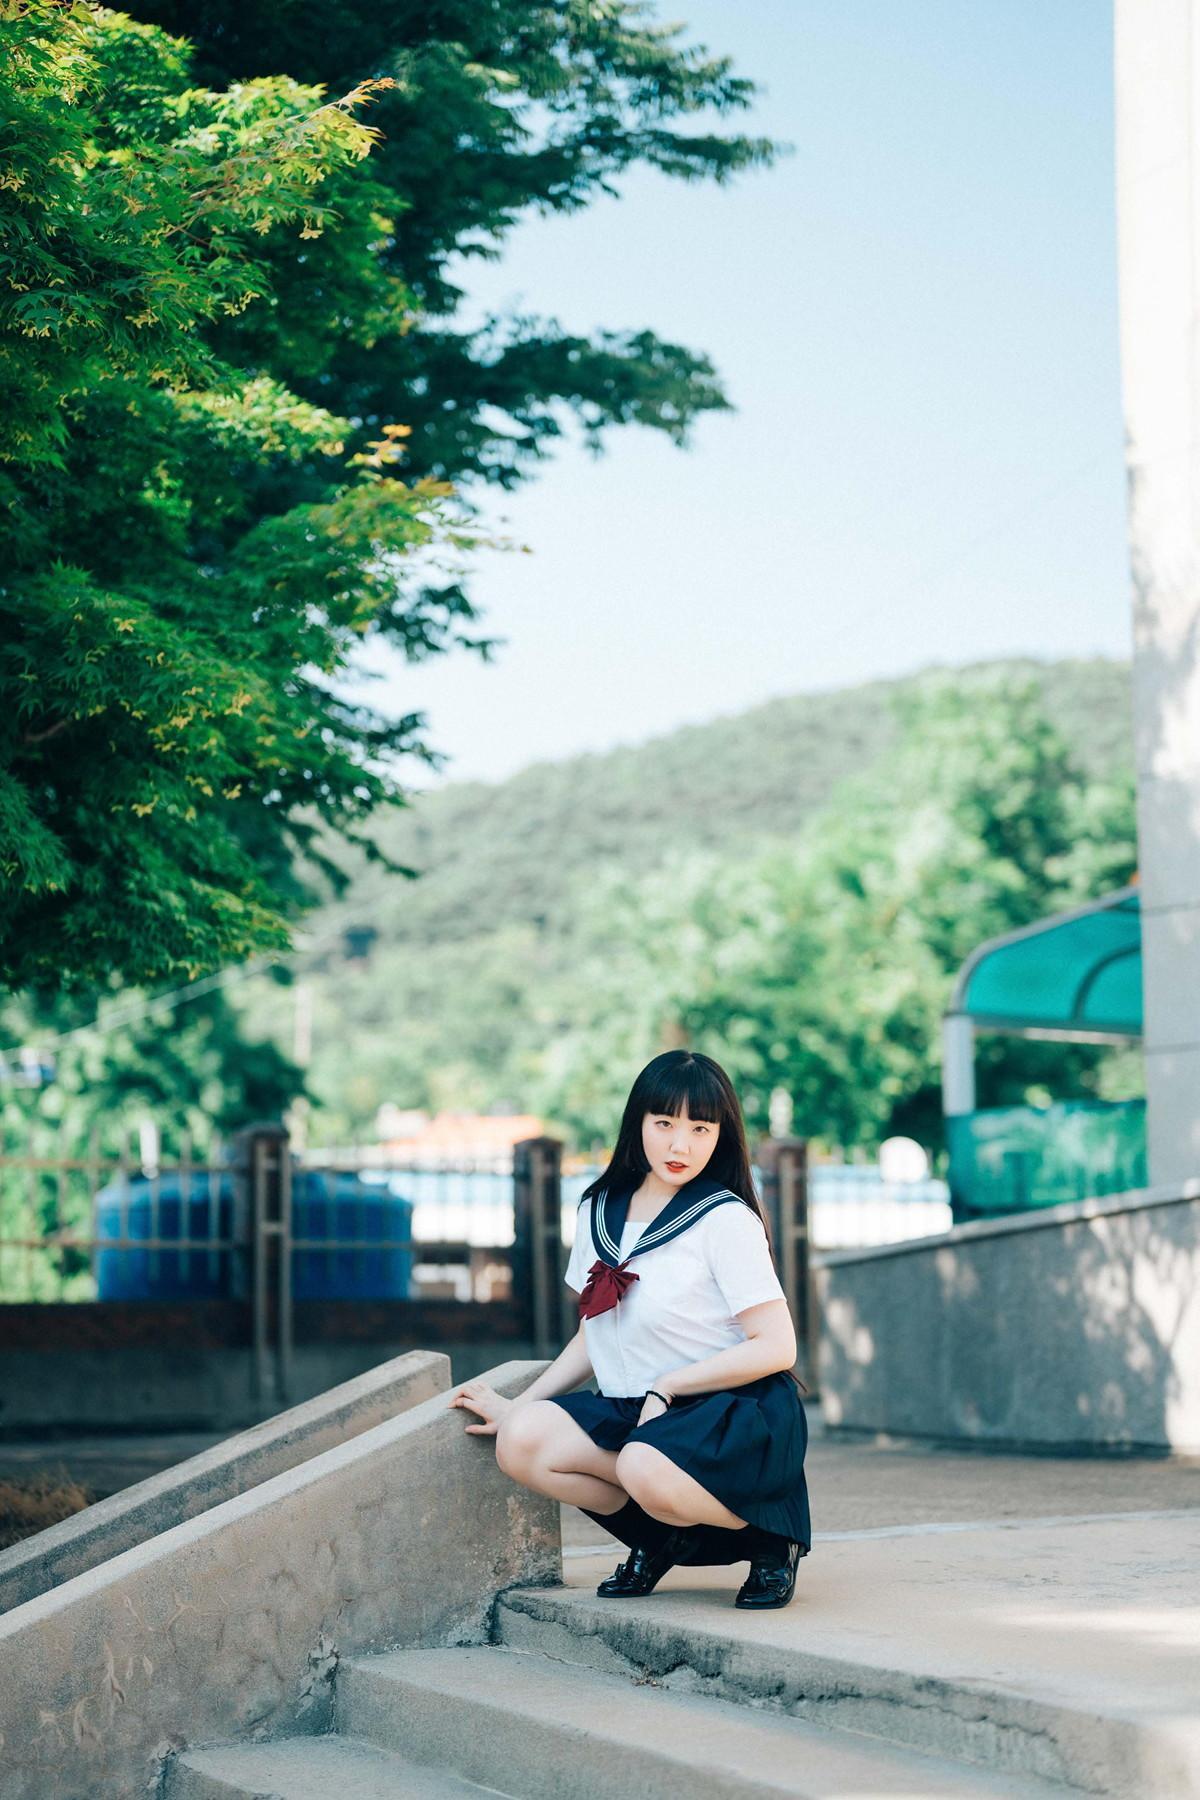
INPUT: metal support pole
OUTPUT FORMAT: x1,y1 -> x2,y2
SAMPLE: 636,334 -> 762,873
237,1122 -> 292,1409
512,1136 -> 564,1358
942,1013 -> 976,1222
757,1137 -> 814,1393
941,1012 -> 976,1118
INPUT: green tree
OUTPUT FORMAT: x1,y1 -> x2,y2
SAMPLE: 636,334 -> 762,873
0,0 -> 773,1015
0,977 -> 301,1158
0,2 -> 495,993
1,0 -> 779,1136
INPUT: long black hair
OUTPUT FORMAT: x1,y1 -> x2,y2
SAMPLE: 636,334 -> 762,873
582,1049 -> 808,1395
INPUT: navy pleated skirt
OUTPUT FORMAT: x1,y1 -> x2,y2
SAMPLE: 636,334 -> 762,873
549,1369 -> 811,1565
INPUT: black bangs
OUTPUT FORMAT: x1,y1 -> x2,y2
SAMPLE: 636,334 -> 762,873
640,1056 -> 724,1123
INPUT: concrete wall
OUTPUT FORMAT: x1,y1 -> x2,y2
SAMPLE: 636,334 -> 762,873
1115,0 -> 1200,1185
816,1185 -> 1200,1453
0,1349 -> 449,1614
0,1360 -> 559,1800
0,1336 -> 538,1436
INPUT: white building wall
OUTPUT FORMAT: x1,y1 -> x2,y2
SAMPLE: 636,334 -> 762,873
1115,0 -> 1200,1183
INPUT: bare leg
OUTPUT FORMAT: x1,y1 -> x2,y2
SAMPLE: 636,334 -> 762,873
616,1443 -> 751,1529
496,1401 -> 630,1515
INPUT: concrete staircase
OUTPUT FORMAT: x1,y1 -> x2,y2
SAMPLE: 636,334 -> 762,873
15,1360 -> 1189,1799
166,1582 -> 1095,1799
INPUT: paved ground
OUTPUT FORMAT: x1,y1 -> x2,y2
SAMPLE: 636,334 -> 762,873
6,1400 -> 1197,1546
561,1399 -> 1200,1552
552,1513 -> 1200,1790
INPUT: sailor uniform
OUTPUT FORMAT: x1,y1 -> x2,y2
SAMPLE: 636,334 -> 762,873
550,1174 -> 811,1565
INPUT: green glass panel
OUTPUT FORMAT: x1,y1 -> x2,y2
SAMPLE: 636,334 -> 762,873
947,1099 -> 1147,1220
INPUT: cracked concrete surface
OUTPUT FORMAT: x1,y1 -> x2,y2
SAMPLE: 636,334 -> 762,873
540,1506 -> 1200,1796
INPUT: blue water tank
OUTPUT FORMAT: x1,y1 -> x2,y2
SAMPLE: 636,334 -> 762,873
291,1172 -> 416,1301
93,1170 -> 414,1301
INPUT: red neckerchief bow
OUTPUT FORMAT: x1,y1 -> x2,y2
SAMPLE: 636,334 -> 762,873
578,1258 -> 639,1319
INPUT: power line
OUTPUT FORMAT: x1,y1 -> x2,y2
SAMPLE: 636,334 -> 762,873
0,905 -> 378,1059
789,445 -> 1117,670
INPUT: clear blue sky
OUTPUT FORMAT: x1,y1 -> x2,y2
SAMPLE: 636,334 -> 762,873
346,1 -> 1130,788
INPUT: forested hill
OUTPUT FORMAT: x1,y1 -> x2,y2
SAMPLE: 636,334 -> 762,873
319,656 -> 1132,950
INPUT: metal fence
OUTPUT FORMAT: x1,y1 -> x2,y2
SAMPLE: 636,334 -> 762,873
0,1123 -> 548,1306
0,1116 -> 954,1408
0,1120 -> 558,1395
0,1121 -> 233,1305
296,1138 -> 523,1303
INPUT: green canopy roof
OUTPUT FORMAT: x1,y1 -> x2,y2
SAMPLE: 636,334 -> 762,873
948,885 -> 1142,1041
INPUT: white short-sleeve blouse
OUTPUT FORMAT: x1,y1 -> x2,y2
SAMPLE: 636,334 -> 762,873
563,1195 -> 788,1398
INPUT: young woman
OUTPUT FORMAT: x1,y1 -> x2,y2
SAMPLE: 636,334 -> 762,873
449,1049 -> 811,1608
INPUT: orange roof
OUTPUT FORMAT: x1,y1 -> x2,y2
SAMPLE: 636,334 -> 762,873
380,1110 -> 544,1154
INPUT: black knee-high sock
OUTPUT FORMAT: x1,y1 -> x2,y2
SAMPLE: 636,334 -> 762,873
579,1497 -> 674,1554
742,1525 -> 791,1562
579,1503 -> 787,1567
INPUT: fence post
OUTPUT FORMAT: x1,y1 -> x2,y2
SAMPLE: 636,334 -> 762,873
512,1136 -> 564,1358
757,1137 -> 817,1394
233,1123 -> 292,1409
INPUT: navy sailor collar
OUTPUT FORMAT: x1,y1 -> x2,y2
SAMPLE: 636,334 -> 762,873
589,1172 -> 745,1268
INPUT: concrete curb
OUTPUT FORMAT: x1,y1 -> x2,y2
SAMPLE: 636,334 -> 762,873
0,1348 -> 450,1613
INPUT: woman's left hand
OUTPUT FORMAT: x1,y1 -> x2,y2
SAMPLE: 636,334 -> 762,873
448,1380 -> 512,1435
636,1388 -> 672,1429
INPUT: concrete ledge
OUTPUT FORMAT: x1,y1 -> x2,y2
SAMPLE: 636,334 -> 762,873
813,1176 -> 1200,1267
816,1183 -> 1200,1451
0,1348 -> 449,1614
0,1359 -> 559,1800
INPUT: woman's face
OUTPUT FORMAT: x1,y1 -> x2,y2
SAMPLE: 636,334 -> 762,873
641,1104 -> 720,1189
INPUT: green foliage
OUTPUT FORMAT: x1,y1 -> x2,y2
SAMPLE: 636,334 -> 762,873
284,659 -> 1138,1151
1,978 -> 300,1157
0,2 -> 496,990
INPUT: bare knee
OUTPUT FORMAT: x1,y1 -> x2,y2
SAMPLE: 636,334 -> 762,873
615,1443 -> 683,1517
495,1402 -> 555,1475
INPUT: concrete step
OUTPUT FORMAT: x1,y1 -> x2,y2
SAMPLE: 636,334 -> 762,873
496,1581 -> 1151,1796
168,1732 -> 510,1798
336,1643 -> 1077,1798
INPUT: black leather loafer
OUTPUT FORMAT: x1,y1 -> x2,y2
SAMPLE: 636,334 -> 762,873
734,1535 -> 803,1609
596,1526 -> 701,1598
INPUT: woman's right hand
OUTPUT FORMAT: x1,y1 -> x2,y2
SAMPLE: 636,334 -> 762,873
448,1379 -> 513,1436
